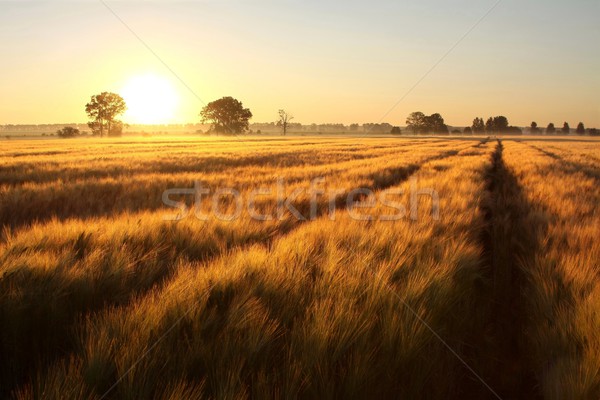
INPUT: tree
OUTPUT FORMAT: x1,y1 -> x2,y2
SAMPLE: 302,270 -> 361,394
589,128 -> 599,136
463,127 -> 472,134
390,126 -> 402,134
496,116 -> 509,131
56,126 -> 80,138
406,112 -> 427,133
472,118 -> 485,133
576,122 -> 585,134
546,123 -> 555,134
562,122 -> 570,134
200,97 -> 252,134
485,116 -> 509,133
530,121 -> 540,134
277,109 -> 294,136
108,120 -> 124,137
426,113 -> 449,134
406,112 -> 448,134
364,123 -> 393,133
85,92 -> 126,138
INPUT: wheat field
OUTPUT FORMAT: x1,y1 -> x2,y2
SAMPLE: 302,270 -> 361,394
1,136 -> 599,399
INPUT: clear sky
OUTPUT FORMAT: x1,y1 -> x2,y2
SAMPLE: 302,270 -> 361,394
1,0 -> 598,127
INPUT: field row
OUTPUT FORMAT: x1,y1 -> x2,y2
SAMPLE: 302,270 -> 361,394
1,137 -> 598,399
0,139 -> 472,228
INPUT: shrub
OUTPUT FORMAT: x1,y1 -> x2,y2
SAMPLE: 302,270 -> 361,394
56,127 -> 80,138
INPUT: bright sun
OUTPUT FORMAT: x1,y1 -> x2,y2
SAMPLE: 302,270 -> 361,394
121,74 -> 179,124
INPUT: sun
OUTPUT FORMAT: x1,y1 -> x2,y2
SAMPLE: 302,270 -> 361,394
121,74 -> 180,124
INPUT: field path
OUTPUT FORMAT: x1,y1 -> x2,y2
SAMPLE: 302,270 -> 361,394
462,140 -> 543,399
0,140 -> 469,397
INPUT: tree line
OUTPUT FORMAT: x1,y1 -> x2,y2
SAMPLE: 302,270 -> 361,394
409,113 -> 598,136
53,92 -> 598,137
529,121 -> 596,135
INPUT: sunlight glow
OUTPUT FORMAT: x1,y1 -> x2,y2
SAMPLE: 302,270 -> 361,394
121,74 -> 180,124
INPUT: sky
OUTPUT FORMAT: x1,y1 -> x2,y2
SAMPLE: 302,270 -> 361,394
0,0 -> 598,127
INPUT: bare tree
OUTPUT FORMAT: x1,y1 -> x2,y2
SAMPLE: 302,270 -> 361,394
277,109 -> 294,136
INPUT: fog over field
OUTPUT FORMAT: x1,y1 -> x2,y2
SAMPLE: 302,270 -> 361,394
1,0 -> 599,399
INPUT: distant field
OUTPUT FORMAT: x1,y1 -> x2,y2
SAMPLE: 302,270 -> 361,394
1,136 -> 599,399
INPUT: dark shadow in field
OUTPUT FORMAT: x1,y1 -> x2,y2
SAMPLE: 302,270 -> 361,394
0,240 -> 179,396
526,143 -> 600,183
0,144 -> 467,231
0,148 -> 367,187
461,140 -> 545,399
0,147 -> 465,397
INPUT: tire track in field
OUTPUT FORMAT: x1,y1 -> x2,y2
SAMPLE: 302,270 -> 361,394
1,146 -> 466,397
23,146 -> 471,399
0,145 -> 443,230
524,143 -> 600,183
0,147 -> 376,187
462,140 -> 543,399
0,140 -> 413,185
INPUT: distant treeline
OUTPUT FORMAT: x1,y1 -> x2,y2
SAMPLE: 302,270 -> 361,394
4,92 -> 597,137
250,122 -> 398,133
2,120 -> 598,137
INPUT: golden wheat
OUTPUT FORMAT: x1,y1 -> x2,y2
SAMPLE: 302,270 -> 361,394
1,136 -> 598,399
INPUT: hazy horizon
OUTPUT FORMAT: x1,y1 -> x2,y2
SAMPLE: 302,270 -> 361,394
0,120 -> 588,130
2,2 -> 600,397
1,0 -> 599,127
